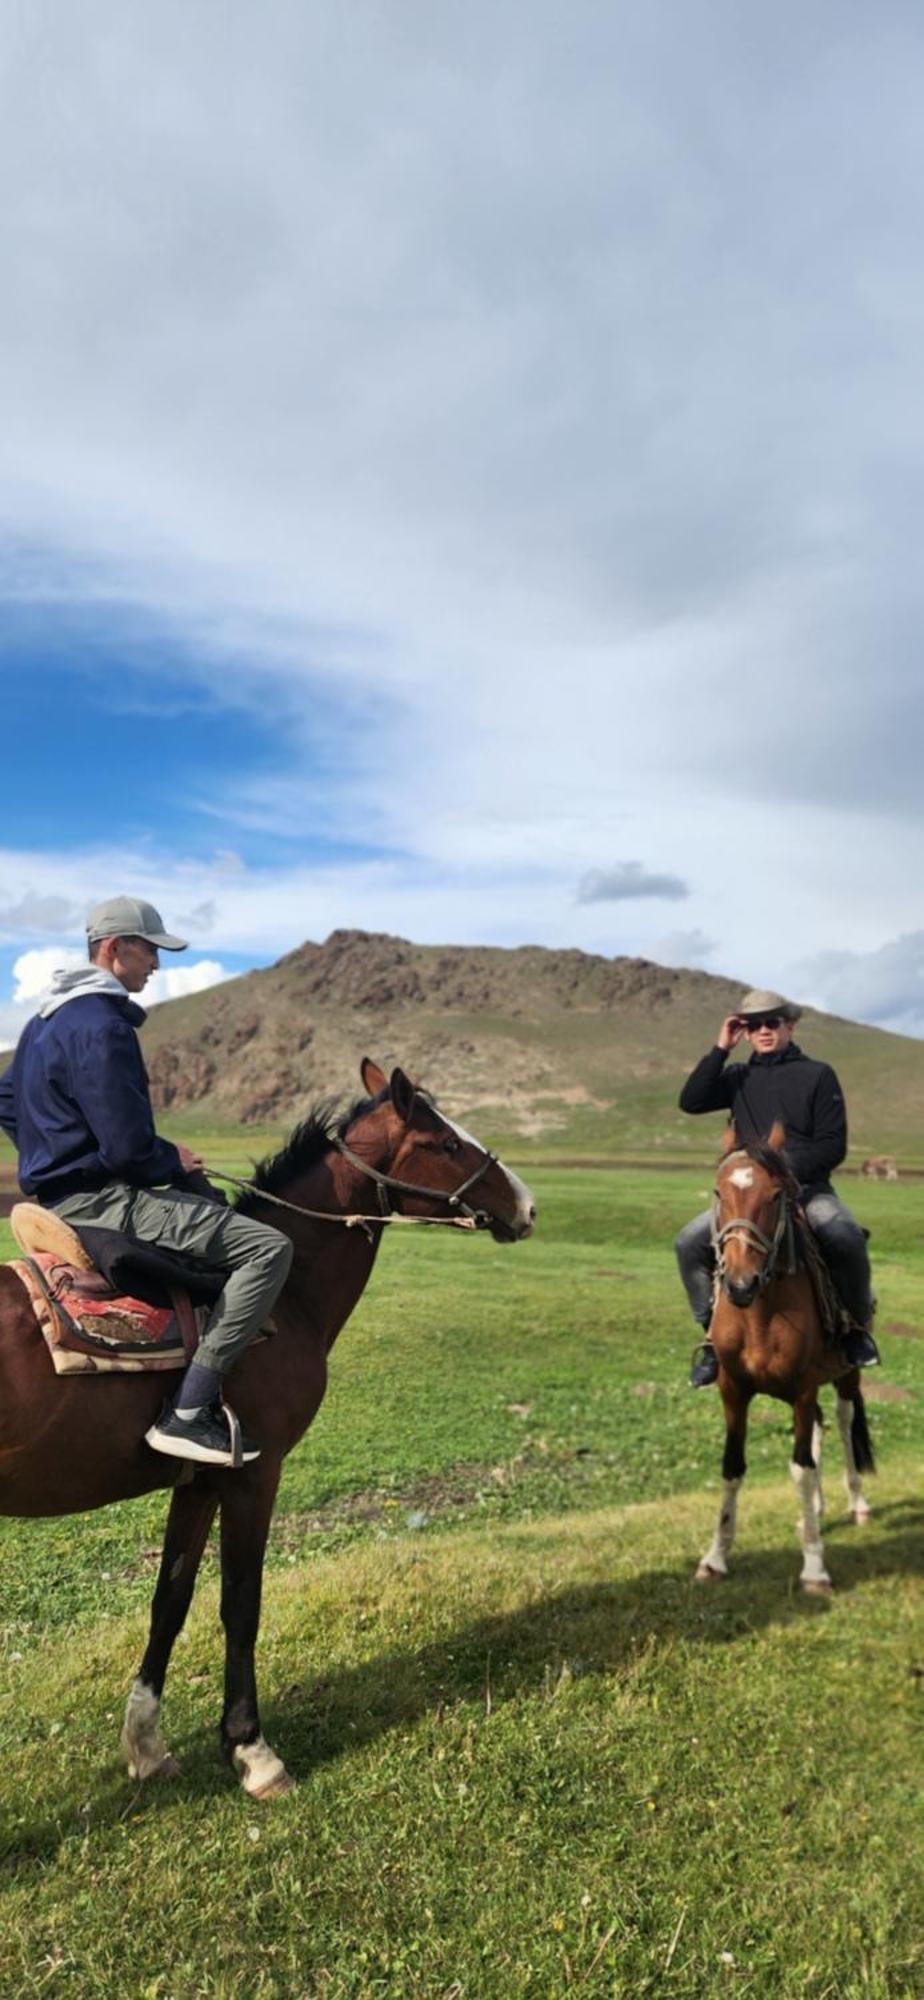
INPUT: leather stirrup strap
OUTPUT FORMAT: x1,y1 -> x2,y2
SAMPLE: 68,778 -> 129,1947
223,1400 -> 244,1470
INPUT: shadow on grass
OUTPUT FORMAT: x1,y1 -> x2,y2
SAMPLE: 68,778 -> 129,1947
1,1507 -> 921,1871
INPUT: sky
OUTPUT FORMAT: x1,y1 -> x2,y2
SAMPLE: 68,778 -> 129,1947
1,1 -> 923,1046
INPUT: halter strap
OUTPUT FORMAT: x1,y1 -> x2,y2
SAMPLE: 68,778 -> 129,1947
711,1154 -> 796,1292
330,1135 -> 498,1224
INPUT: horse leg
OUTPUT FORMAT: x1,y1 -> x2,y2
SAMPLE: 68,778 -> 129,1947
122,1477 -> 219,1780
790,1396 -> 832,1592
811,1404 -> 825,1521
836,1374 -> 874,1523
696,1381 -> 748,1581
218,1461 -> 293,1800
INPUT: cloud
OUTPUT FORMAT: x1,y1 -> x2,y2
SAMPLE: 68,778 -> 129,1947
145,959 -> 232,1005
0,6 -> 922,1023
577,864 -> 689,905
655,928 -> 716,968
0,944 -> 232,1047
174,900 -> 217,935
788,933 -> 924,1038
0,895 -> 83,936
13,947 -> 85,1003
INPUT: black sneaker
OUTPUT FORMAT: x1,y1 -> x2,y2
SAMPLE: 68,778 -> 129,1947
838,1327 -> 881,1370
690,1340 -> 718,1389
145,1400 -> 261,1467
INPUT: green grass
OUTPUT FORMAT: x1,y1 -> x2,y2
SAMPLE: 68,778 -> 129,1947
0,1167 -> 921,1996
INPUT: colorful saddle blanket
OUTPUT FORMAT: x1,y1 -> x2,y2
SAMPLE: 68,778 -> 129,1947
13,1252 -> 200,1376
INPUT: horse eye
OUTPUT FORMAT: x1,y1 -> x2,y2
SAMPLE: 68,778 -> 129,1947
444,1135 -> 462,1155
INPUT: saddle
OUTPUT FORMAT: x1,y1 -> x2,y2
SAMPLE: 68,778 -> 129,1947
9,1203 -> 206,1376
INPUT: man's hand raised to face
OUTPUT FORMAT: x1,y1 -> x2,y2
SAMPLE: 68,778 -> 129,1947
717,1015 -> 748,1053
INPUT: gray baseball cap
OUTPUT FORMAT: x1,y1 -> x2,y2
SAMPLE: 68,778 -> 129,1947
86,895 -> 188,951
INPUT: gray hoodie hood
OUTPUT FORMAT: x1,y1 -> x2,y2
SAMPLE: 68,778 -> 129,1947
39,966 -> 145,1019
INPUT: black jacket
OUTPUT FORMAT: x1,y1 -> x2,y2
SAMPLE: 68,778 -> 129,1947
678,1042 -> 846,1187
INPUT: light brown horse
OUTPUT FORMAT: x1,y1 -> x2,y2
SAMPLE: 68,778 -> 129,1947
697,1123 -> 874,1594
0,1060 -> 535,1797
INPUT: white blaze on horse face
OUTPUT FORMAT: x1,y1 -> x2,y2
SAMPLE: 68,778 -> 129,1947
729,1166 -> 755,1189
442,1112 -> 535,1236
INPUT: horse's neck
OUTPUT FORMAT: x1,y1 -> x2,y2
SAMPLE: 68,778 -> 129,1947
293,1122 -> 398,1219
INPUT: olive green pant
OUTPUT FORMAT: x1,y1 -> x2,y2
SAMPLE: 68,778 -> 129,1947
54,1182 -> 293,1375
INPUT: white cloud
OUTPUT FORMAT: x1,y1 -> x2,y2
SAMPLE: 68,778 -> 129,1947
0,942 -> 232,1048
0,7 -> 923,1027
13,948 -> 85,1003
145,959 -> 232,1006
788,933 -> 924,1038
655,928 -> 716,969
0,895 -> 82,936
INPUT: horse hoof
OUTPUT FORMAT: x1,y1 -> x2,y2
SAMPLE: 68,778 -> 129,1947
232,1737 -> 294,1799
851,1504 -> 872,1525
126,1751 -> 181,1782
153,1752 -> 182,1780
801,1577 -> 834,1596
695,1563 -> 726,1583
250,1768 -> 296,1801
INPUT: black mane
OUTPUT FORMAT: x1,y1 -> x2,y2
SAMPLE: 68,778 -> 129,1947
234,1088 -> 389,1215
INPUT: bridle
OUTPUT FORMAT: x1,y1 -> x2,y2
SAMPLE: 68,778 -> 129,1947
711,1150 -> 796,1296
330,1131 -> 500,1227
206,1091 -> 507,1234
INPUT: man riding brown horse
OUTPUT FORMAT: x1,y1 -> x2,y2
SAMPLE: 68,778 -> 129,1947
0,894 -> 293,1467
675,987 -> 879,1388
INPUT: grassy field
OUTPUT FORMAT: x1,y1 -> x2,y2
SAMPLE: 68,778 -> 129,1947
0,1165 -> 921,1997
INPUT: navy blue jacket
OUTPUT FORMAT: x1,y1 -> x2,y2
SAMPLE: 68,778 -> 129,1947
678,1041 -> 847,1188
0,992 -> 183,1203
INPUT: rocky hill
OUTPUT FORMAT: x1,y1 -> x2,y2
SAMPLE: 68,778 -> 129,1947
134,929 -> 924,1161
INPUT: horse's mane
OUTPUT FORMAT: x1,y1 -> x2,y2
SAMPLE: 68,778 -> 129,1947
723,1136 -> 799,1196
234,1088 -> 389,1214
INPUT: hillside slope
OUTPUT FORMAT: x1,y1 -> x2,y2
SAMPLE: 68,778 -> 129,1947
134,929 -> 924,1160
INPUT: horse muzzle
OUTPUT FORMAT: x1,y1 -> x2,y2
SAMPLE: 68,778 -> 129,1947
723,1273 -> 759,1308
486,1206 -> 536,1244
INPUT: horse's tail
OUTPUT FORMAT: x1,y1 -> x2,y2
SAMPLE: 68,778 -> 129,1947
850,1391 -> 876,1476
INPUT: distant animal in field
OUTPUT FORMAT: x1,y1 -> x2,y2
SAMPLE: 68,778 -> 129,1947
0,1061 -> 536,1799
697,1123 -> 874,1595
861,1154 -> 898,1180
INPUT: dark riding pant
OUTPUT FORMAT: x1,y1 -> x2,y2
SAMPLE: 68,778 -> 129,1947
53,1182 -> 293,1374
674,1183 -> 872,1331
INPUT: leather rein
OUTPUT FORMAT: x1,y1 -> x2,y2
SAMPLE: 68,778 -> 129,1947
207,1128 -> 501,1234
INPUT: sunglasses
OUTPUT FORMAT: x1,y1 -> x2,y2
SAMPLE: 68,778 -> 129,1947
746,1014 -> 783,1031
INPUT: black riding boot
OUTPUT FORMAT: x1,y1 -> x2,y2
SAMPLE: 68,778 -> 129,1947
838,1323 -> 881,1370
690,1334 -> 718,1389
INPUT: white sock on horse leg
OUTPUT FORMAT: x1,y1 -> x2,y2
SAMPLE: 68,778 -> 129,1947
699,1476 -> 742,1575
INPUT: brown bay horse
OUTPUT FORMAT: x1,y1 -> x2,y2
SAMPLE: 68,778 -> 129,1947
697,1123 -> 874,1594
0,1060 -> 536,1797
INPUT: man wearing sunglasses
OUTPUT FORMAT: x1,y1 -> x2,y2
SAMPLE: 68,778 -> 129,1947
674,987 -> 879,1388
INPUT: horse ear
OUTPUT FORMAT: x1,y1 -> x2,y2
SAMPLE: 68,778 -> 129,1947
768,1120 -> 786,1152
721,1123 -> 739,1156
389,1067 -> 416,1121
361,1058 -> 387,1096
